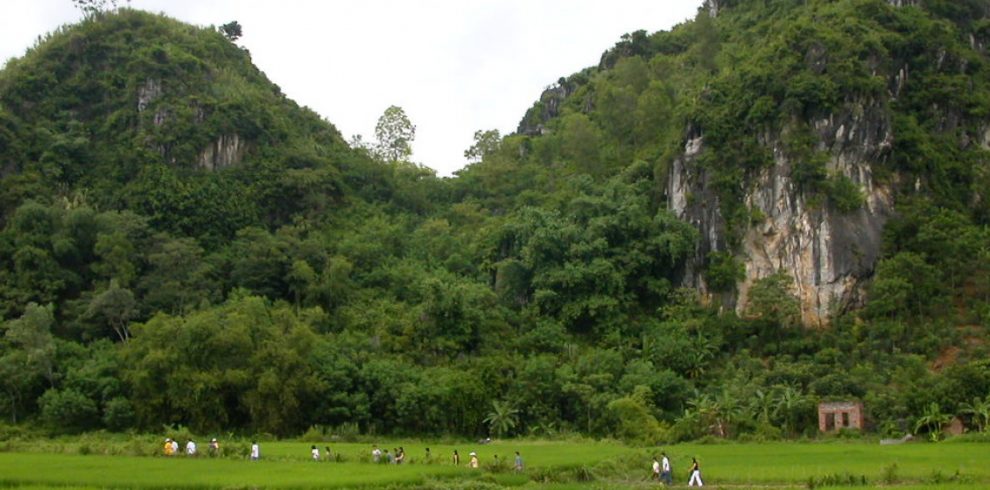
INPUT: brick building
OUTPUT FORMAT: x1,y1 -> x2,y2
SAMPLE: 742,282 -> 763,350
818,401 -> 864,432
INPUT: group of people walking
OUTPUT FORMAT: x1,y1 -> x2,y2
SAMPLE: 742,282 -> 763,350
160,435 -> 704,485
161,435 -> 697,485
310,445 -> 338,461
652,452 -> 703,486
162,437 -> 221,457
370,445 -> 408,464
372,446 -> 522,471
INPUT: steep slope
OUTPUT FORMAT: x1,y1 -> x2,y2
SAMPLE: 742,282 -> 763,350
1,2 -> 988,439
671,0 -> 989,325
0,9 -> 382,241
500,0 -> 990,325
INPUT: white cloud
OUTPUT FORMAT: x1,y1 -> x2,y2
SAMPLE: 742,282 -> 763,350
1,0 -> 703,175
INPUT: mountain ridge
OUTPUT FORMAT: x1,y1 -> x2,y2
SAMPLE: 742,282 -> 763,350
505,0 -> 990,325
0,1 -> 987,440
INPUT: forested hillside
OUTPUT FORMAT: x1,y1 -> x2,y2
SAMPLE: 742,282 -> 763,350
0,1 -> 988,441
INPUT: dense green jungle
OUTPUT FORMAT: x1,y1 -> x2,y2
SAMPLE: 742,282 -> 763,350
0,0 -> 988,443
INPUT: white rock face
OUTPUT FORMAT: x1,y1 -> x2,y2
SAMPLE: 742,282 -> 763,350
704,0 -> 723,18
137,78 -> 162,112
668,99 -> 895,326
198,134 -> 245,170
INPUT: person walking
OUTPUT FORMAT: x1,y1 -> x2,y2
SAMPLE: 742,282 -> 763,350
372,445 -> 382,463
311,445 -> 320,461
185,439 -> 197,456
469,451 -> 479,468
163,438 -> 174,456
250,441 -> 260,461
688,457 -> 704,487
514,451 -> 524,472
170,438 -> 179,456
209,438 -> 219,457
452,449 -> 460,465
652,455 -> 661,481
661,452 -> 673,485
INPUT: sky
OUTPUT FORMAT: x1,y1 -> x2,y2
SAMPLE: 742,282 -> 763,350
1,0 -> 704,176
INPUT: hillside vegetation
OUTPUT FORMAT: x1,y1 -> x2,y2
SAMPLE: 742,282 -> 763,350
0,2 -> 988,441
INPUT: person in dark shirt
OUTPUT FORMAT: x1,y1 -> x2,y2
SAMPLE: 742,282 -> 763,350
688,457 -> 704,486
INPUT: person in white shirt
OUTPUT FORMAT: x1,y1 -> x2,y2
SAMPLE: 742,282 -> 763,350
652,456 -> 661,480
372,445 -> 382,463
311,445 -> 320,461
661,452 -> 672,485
170,439 -> 179,456
185,440 -> 197,456
250,441 -> 260,461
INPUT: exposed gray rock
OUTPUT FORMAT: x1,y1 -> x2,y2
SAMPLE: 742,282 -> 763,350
668,99 -> 895,326
137,78 -> 162,112
198,134 -> 245,170
892,65 -> 908,98
517,82 -> 578,136
704,0 -> 723,18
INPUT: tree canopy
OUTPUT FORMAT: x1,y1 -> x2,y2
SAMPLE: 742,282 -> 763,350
0,2 -> 988,440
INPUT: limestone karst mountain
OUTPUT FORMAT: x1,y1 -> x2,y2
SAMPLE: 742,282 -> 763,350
510,0 -> 990,325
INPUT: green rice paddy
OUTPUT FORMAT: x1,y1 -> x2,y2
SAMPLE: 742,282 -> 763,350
0,439 -> 985,489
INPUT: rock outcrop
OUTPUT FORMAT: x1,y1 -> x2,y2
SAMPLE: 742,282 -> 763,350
136,78 -> 246,169
667,99 -> 896,326
137,78 -> 162,112
198,134 -> 246,170
517,82 -> 577,136
704,0 -> 724,18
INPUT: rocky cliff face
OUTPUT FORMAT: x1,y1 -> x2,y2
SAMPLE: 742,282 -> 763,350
198,134 -> 246,170
667,98 -> 896,326
137,77 -> 246,169
673,0 -> 973,326
517,82 -> 579,136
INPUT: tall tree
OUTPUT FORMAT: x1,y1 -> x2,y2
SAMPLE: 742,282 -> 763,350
219,21 -> 242,41
86,280 -> 136,342
0,303 -> 57,423
464,129 -> 501,163
72,0 -> 127,17
373,105 -> 416,163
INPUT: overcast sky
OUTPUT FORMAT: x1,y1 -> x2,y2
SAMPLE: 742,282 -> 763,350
1,0 -> 703,175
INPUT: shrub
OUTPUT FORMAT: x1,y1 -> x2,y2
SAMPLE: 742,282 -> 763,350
299,425 -> 329,443
806,472 -> 868,488
39,389 -> 99,433
825,174 -> 864,212
102,397 -> 135,432
881,463 -> 898,484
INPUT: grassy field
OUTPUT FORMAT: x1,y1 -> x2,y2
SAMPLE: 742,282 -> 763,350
665,441 -> 988,484
0,439 -> 986,488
